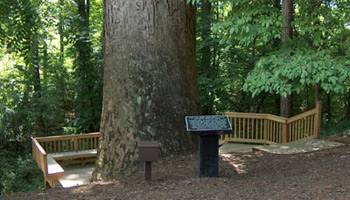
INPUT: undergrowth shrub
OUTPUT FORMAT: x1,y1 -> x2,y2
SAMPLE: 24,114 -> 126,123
0,151 -> 44,195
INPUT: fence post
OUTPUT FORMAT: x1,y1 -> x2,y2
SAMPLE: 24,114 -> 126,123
314,101 -> 322,138
263,119 -> 268,144
74,138 -> 78,151
282,119 -> 289,143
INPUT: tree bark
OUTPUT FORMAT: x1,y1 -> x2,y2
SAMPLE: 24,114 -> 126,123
58,0 -> 64,61
75,0 -> 100,132
326,92 -> 331,121
200,0 -> 213,115
93,0 -> 199,181
346,91 -> 350,119
280,0 -> 293,118
314,83 -> 320,105
309,0 -> 322,106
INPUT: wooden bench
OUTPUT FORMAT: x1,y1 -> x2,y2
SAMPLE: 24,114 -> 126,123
46,149 -> 98,187
32,133 -> 100,188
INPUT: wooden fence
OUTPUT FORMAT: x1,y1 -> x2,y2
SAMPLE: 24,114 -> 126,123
220,101 -> 322,145
32,132 -> 100,187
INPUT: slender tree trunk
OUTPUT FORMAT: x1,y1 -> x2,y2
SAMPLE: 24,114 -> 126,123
309,0 -> 322,106
346,91 -> 350,119
280,0 -> 293,118
31,33 -> 42,133
200,0 -> 213,114
75,0 -> 99,132
326,92 -> 331,121
314,83 -> 320,105
93,0 -> 199,181
32,34 -> 41,96
58,0 -> 64,61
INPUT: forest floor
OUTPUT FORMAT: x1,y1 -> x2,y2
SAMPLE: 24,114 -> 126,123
4,134 -> 350,200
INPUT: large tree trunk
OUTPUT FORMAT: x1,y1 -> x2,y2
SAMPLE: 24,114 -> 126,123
93,0 -> 199,180
280,0 -> 293,118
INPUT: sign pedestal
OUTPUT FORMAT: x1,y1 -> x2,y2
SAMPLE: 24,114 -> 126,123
199,133 -> 219,177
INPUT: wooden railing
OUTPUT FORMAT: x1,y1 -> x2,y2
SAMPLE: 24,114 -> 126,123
32,137 -> 47,176
35,132 -> 100,154
31,132 -> 100,188
221,102 -> 322,145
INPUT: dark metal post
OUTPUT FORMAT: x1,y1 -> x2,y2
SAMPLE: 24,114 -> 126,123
145,161 -> 152,181
199,133 -> 219,177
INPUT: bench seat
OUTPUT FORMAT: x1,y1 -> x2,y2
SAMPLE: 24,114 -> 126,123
47,149 -> 97,176
47,156 -> 65,175
49,149 -> 98,160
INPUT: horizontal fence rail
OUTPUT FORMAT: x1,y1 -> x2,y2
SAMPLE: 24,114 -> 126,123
36,132 -> 100,154
221,102 -> 322,145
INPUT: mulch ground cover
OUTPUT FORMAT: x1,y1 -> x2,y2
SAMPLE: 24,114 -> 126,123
4,135 -> 350,200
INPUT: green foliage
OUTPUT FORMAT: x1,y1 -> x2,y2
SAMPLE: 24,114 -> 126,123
0,151 -> 44,195
244,44 -> 350,97
321,119 -> 350,138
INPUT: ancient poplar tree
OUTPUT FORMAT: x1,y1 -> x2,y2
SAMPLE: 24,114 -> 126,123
93,0 -> 199,180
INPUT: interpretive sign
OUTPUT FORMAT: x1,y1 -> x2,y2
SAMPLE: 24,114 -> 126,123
185,115 -> 232,132
185,115 -> 232,178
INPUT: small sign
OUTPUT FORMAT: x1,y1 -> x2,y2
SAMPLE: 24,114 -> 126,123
185,115 -> 232,132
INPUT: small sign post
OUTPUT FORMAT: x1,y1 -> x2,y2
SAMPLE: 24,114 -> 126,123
138,141 -> 159,181
185,115 -> 232,177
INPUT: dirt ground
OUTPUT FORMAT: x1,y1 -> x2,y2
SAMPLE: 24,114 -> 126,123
4,135 -> 350,200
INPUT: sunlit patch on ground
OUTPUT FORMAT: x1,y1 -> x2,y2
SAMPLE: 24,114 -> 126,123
220,153 -> 247,174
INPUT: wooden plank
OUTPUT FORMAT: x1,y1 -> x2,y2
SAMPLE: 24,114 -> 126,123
32,138 -> 47,155
272,121 -> 275,143
225,112 -> 269,119
296,121 -> 299,141
260,119 -> 263,140
266,120 -> 269,141
289,123 -> 292,142
268,120 -> 271,141
278,123 -> 281,143
36,132 -> 101,142
225,138 -> 267,144
301,117 -> 306,138
255,119 -> 258,140
225,112 -> 287,123
243,118 -> 246,139
238,118 -> 241,139
234,118 -> 237,138
287,109 -> 317,123
50,149 -> 98,160
306,116 -> 309,137
297,120 -> 300,140
310,115 -> 315,136
282,122 -> 286,143
315,101 -> 322,138
291,122 -> 295,142
263,119 -> 267,141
